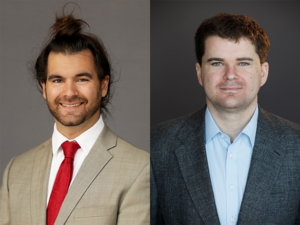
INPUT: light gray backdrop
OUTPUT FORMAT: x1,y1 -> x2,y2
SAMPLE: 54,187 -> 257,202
0,1 -> 150,183
151,1 -> 300,127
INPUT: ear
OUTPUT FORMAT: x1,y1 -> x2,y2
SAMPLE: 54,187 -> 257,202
196,63 -> 203,86
101,75 -> 110,97
260,62 -> 269,87
41,79 -> 47,99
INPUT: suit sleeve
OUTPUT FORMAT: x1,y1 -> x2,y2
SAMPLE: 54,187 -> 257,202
0,158 -> 14,225
150,163 -> 164,225
117,163 -> 150,225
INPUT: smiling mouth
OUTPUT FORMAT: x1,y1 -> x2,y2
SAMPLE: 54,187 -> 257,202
60,103 -> 83,107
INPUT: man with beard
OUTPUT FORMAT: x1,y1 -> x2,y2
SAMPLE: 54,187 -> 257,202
0,8 -> 149,225
151,13 -> 300,224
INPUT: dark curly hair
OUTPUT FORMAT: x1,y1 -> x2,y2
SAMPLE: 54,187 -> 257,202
195,13 -> 270,66
34,4 -> 113,118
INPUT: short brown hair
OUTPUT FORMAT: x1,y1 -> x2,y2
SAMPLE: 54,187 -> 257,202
195,13 -> 270,66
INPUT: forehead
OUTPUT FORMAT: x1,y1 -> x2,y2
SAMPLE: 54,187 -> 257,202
47,50 -> 96,75
203,36 -> 258,59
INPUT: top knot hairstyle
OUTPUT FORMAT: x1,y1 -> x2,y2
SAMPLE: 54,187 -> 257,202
34,3 -> 113,117
49,9 -> 88,40
195,13 -> 270,66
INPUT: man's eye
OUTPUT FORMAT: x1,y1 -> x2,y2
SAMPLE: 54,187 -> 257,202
239,62 -> 249,66
53,79 -> 62,83
212,62 -> 222,66
78,78 -> 88,82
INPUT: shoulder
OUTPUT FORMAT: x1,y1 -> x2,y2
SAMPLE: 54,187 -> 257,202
150,115 -> 188,157
151,108 -> 206,158
258,108 -> 300,156
151,109 -> 205,142
114,137 -> 150,164
2,139 -> 51,189
99,124 -> 149,166
151,108 -> 205,143
102,124 -> 149,172
151,115 -> 189,140
8,139 -> 51,169
105,136 -> 149,193
259,107 -> 300,138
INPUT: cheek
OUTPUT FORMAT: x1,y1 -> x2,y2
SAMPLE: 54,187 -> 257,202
204,72 -> 223,87
247,73 -> 261,91
80,84 -> 100,99
45,85 -> 59,100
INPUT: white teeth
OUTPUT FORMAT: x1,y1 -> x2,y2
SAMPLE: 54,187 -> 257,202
61,103 -> 81,107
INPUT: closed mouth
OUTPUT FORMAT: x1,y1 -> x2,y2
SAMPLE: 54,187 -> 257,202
220,87 -> 242,90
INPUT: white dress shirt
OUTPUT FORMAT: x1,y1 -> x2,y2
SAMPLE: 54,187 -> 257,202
46,116 -> 104,205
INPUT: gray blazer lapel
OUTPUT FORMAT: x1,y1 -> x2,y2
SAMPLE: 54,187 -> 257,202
238,107 -> 285,224
54,124 -> 116,225
31,139 -> 53,225
175,109 -> 220,225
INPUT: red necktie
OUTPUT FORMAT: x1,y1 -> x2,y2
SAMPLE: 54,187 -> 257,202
47,141 -> 81,225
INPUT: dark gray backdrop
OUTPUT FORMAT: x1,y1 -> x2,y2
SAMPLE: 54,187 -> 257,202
0,1 -> 150,183
151,1 -> 300,127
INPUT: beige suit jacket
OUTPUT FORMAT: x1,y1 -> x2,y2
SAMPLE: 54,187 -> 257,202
0,125 -> 150,225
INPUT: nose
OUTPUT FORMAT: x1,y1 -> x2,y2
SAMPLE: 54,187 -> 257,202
224,65 -> 238,80
63,81 -> 78,97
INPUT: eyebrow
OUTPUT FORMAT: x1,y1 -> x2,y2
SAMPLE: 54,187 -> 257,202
48,75 -> 63,81
236,57 -> 253,61
75,73 -> 93,79
206,57 -> 254,62
207,58 -> 224,62
48,73 -> 93,81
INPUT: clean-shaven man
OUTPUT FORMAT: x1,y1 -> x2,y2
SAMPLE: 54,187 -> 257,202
151,13 -> 300,225
0,9 -> 149,225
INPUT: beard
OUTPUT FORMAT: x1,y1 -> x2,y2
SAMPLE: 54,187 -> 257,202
46,93 -> 102,127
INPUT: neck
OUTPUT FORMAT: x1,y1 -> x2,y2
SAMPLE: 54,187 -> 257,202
207,98 -> 257,143
55,111 -> 100,139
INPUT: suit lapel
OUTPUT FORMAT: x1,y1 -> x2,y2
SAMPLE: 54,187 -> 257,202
238,107 -> 285,224
54,124 -> 116,225
175,109 -> 220,225
31,139 -> 53,225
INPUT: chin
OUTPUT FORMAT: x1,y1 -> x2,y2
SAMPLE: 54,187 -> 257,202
56,117 -> 87,127
219,100 -> 255,112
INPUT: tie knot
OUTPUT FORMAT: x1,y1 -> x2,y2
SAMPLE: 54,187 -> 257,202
61,141 -> 81,159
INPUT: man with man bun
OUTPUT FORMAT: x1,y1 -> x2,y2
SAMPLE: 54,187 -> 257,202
151,13 -> 300,224
0,6 -> 149,225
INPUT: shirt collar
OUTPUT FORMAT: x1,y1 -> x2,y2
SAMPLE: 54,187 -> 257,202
52,115 -> 105,156
205,105 -> 259,147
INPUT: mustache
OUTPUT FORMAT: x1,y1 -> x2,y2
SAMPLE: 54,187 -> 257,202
217,82 -> 245,88
55,96 -> 87,103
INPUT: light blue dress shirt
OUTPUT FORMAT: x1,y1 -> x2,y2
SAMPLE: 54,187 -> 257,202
205,106 -> 258,225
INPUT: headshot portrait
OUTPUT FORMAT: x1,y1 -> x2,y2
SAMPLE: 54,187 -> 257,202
0,1 -> 149,224
151,1 -> 300,126
151,1 -> 300,225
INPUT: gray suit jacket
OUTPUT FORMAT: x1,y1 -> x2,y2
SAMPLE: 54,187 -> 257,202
151,107 -> 300,225
0,125 -> 150,225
